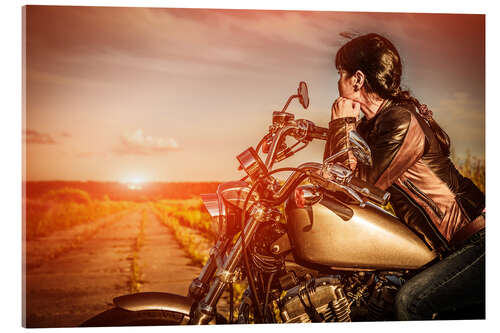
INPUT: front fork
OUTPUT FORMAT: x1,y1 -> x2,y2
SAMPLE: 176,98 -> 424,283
188,208 -> 264,324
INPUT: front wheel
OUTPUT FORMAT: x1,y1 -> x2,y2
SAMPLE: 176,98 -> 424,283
81,307 -> 187,327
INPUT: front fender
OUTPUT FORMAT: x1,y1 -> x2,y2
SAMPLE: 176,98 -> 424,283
113,292 -> 195,316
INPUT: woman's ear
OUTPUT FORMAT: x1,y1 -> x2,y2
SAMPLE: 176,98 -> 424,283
353,70 -> 365,91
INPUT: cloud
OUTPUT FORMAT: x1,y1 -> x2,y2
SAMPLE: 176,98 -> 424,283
26,7 -> 484,90
25,7 -> 350,81
76,151 -> 110,158
113,129 -> 179,155
434,91 -> 484,125
23,129 -> 56,144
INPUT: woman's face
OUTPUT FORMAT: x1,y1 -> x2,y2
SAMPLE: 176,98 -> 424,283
337,69 -> 358,99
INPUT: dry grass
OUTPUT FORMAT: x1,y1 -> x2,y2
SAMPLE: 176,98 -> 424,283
25,187 -> 136,240
26,209 -> 131,270
152,202 -> 211,266
153,199 -> 215,241
452,152 -> 485,193
152,200 -> 247,320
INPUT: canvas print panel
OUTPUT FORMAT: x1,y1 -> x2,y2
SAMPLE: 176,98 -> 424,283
23,5 -> 485,327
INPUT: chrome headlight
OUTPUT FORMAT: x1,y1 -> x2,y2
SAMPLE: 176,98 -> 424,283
200,193 -> 226,235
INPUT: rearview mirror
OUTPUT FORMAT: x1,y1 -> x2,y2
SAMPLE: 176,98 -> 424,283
297,81 -> 309,109
280,81 -> 310,113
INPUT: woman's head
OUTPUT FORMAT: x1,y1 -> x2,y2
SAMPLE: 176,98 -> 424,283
335,33 -> 402,100
335,33 -> 451,156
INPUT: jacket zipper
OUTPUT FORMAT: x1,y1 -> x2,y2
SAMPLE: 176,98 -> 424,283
391,184 -> 449,252
404,179 -> 444,220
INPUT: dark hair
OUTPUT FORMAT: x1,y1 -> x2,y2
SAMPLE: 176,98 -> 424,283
335,33 -> 451,156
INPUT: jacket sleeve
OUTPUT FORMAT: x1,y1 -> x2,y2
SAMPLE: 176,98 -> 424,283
323,107 -> 426,191
323,117 -> 358,170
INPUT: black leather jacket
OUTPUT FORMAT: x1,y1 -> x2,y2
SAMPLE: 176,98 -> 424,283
323,101 -> 485,252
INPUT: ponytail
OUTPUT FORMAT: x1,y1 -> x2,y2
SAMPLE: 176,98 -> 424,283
392,89 -> 451,156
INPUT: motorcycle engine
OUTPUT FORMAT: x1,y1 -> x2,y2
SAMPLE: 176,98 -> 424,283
278,276 -> 350,323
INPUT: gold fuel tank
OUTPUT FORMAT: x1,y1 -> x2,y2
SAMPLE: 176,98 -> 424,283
284,193 -> 437,270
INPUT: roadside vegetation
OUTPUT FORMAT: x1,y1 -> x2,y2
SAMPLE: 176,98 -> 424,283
452,151 -> 485,193
154,199 -> 215,240
152,200 -> 247,318
25,187 -> 136,240
152,200 -> 212,266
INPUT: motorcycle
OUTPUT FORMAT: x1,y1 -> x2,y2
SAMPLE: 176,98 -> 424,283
82,81 -> 439,326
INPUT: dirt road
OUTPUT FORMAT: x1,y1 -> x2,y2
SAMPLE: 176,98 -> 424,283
24,205 -> 200,328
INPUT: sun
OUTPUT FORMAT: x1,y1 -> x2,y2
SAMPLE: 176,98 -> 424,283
124,176 -> 147,190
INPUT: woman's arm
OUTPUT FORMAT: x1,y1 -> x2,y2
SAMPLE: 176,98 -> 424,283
323,106 -> 426,191
323,116 -> 358,170
323,98 -> 360,170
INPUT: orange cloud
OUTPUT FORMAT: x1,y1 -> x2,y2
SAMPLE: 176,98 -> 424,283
76,151 -> 110,158
23,129 -> 56,144
113,129 -> 179,155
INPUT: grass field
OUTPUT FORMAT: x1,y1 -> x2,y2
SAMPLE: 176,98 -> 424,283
453,153 -> 485,193
24,187 -> 137,240
152,200 -> 213,266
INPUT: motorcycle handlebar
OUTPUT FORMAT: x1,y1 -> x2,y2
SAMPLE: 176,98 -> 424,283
263,121 -> 327,167
308,124 -> 329,140
349,177 -> 390,206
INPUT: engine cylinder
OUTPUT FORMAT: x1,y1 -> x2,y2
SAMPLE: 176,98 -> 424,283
279,276 -> 351,323
332,292 -> 351,322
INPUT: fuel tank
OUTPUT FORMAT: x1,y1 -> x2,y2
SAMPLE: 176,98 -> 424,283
284,191 -> 437,270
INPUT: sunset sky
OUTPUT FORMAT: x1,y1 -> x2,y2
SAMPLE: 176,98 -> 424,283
23,6 -> 485,182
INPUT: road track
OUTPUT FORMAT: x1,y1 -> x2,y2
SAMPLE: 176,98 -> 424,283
24,205 -> 200,328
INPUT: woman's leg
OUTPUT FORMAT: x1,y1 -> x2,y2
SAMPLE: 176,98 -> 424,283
395,230 -> 485,320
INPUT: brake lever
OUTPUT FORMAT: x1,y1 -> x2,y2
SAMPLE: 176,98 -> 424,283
309,172 -> 366,208
275,140 -> 309,163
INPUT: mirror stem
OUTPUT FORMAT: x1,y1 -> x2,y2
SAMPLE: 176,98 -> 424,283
281,94 -> 299,113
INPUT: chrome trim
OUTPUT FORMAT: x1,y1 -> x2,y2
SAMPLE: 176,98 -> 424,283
201,192 -> 226,234
264,123 -> 298,170
198,215 -> 261,319
364,201 -> 397,217
322,162 -> 352,184
323,148 -> 349,165
113,292 -> 194,315
348,130 -> 373,167
271,162 -> 323,201
295,184 -> 323,207
200,193 -> 223,219
215,268 -> 237,283
295,119 -> 312,142
216,184 -> 228,233
220,185 -> 259,211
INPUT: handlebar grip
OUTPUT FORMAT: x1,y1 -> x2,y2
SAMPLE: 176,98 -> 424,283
309,125 -> 329,140
349,177 -> 390,206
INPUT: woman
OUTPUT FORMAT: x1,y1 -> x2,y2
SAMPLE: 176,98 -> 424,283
324,33 -> 485,320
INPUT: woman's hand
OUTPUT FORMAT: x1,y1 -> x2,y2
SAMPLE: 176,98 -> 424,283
331,97 -> 361,121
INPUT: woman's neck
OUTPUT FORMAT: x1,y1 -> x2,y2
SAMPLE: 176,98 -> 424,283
358,95 -> 386,120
